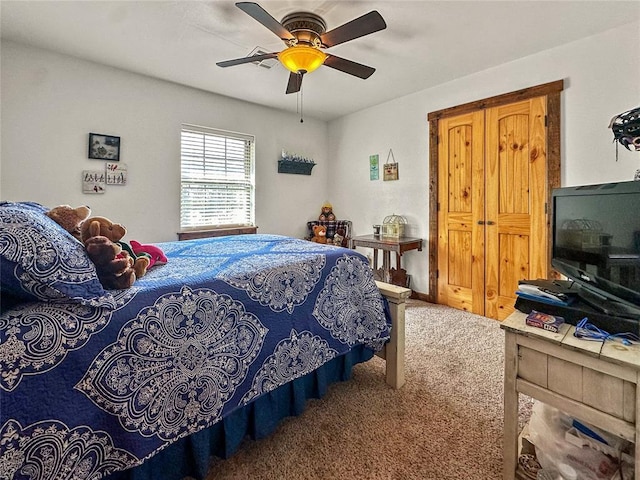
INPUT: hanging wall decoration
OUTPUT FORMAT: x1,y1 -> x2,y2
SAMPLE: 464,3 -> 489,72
369,154 -> 379,180
88,133 -> 120,161
383,149 -> 398,181
106,162 -> 128,185
82,170 -> 106,194
277,150 -> 315,175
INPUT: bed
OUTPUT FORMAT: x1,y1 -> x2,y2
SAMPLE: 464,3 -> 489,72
0,201 -> 408,480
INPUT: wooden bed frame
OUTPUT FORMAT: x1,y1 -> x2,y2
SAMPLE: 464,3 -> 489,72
375,281 -> 411,389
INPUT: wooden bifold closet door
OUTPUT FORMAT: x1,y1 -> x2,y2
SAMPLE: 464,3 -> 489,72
436,97 -> 549,321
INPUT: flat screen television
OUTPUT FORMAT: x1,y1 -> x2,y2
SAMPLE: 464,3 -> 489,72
551,180 -> 640,319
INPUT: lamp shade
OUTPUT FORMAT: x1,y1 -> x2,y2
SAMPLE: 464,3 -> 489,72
278,46 -> 327,74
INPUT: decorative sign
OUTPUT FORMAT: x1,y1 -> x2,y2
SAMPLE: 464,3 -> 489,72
83,170 -> 106,194
383,163 -> 398,181
383,149 -> 399,181
369,154 -> 379,180
106,162 -> 128,185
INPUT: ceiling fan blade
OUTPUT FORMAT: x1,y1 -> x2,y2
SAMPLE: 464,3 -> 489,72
236,2 -> 295,41
324,55 -> 375,79
216,52 -> 278,68
286,72 -> 303,94
320,11 -> 386,48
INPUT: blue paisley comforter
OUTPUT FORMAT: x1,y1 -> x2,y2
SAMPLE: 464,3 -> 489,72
0,234 -> 390,480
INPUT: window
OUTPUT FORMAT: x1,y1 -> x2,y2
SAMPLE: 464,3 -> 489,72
180,124 -> 255,230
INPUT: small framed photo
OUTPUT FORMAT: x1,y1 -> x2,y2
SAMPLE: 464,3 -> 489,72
88,133 -> 120,160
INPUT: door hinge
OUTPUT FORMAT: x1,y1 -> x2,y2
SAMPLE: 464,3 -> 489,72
545,202 -> 548,214
436,269 -> 439,279
437,202 -> 440,211
544,115 -> 548,127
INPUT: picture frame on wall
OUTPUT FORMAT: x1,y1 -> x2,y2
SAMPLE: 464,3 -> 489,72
88,133 -> 120,161
383,162 -> 399,181
383,148 -> 399,181
82,170 -> 106,194
106,162 -> 128,185
369,154 -> 379,180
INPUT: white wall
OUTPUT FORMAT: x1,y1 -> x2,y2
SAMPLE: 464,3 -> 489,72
328,21 -> 640,295
0,40 -> 328,242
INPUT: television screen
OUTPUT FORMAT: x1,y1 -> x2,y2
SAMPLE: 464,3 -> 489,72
551,181 -> 640,318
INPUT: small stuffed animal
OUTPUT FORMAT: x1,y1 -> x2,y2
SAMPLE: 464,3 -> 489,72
130,240 -> 167,269
318,202 -> 336,222
311,224 -> 327,244
46,205 -> 91,242
81,216 -> 150,278
84,236 -> 136,289
334,227 -> 348,248
81,216 -> 126,244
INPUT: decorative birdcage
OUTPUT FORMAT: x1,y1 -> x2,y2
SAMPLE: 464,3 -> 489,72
381,214 -> 407,238
559,218 -> 612,248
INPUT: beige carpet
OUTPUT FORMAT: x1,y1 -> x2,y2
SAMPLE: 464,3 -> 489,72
203,300 -> 532,480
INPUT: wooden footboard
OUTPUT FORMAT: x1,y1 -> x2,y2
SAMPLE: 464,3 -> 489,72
375,281 -> 411,389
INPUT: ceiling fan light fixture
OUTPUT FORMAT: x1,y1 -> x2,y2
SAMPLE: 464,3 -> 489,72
278,45 -> 327,74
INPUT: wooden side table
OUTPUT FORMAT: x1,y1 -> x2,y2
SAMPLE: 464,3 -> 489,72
501,311 -> 640,480
349,234 -> 423,287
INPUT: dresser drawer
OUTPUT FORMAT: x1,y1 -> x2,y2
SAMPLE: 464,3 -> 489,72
518,345 -> 636,422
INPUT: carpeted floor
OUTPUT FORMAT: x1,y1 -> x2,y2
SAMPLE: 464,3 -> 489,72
203,300 -> 532,480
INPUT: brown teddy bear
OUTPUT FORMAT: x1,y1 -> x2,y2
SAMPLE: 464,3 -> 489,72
84,236 -> 136,289
318,202 -> 336,222
311,224 -> 327,244
46,205 -> 91,242
81,216 -> 150,279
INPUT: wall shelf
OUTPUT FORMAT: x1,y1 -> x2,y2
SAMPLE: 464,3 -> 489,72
278,160 -> 315,175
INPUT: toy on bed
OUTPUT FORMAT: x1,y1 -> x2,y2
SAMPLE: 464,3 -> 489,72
130,239 -> 168,268
84,235 -> 136,289
80,216 -> 152,278
46,204 -> 91,242
311,224 -> 327,243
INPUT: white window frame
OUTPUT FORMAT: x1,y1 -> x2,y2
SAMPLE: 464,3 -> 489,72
180,124 -> 255,231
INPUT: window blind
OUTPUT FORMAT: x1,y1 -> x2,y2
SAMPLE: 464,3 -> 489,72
180,124 -> 255,230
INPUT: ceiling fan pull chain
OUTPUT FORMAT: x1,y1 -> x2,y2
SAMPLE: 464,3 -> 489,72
300,81 -> 304,123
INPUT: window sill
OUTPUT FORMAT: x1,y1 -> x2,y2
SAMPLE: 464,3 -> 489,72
178,226 -> 258,241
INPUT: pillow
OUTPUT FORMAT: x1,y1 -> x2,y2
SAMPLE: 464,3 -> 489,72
0,201 -> 114,308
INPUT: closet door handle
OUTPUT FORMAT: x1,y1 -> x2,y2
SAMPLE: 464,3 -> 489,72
486,220 -> 495,225
477,220 -> 485,225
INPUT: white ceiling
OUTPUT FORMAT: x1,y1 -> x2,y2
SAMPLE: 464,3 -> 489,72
2,1 -> 639,121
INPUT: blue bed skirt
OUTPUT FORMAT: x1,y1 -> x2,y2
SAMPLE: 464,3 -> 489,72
106,345 -> 375,480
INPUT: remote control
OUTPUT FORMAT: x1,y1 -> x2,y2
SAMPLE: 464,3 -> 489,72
517,284 -> 569,302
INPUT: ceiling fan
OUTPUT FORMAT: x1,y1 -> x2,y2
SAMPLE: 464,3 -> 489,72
216,2 -> 387,94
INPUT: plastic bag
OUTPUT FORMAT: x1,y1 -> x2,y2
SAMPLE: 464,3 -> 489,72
526,401 -> 633,480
